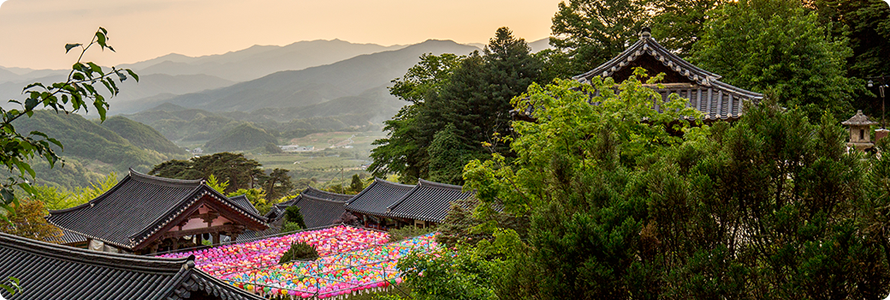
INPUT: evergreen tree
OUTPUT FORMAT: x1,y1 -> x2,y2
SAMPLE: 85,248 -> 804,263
550,0 -> 650,74
692,0 -> 861,119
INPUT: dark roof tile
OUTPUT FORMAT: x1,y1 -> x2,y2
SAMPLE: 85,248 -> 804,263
0,232 -> 264,300
345,179 -> 414,217
46,169 -> 267,251
388,179 -> 474,223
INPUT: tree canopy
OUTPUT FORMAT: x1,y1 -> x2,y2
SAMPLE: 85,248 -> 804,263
149,152 -> 263,193
692,0 -> 861,120
370,27 -> 546,184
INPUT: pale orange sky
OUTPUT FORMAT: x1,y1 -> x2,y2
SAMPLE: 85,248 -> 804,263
0,0 -> 564,70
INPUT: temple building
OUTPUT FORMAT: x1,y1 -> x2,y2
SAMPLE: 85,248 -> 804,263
0,232 -> 264,300
344,179 -> 474,229
265,187 -> 353,229
47,169 -> 268,254
573,28 -> 763,121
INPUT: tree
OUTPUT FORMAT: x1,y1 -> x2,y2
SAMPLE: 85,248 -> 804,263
427,124 -> 472,185
449,69 -> 888,298
650,0 -> 727,54
149,152 -> 263,193
0,28 -> 137,222
371,27 -> 544,183
0,199 -> 62,242
260,168 -> 293,200
692,0 -> 861,119
369,53 -> 464,182
809,0 -> 890,79
283,206 -> 306,229
348,174 -> 363,193
550,0 -> 650,74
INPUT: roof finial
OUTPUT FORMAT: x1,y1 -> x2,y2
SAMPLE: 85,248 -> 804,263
640,27 -> 651,39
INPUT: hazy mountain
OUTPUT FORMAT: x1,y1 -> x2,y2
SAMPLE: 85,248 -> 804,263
0,67 -> 19,83
120,39 -> 407,82
0,72 -> 233,114
12,111 -> 187,189
156,39 -> 479,113
528,38 -> 553,53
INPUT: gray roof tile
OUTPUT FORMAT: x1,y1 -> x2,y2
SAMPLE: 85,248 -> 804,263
46,169 -> 267,251
0,232 -> 264,300
345,179 -> 414,217
388,179 -> 474,223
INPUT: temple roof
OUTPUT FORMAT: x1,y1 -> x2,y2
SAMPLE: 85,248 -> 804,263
573,28 -> 763,120
266,187 -> 352,222
290,194 -> 348,228
0,232 -> 264,300
842,110 -> 877,126
47,169 -> 268,251
229,195 -> 260,215
387,179 -> 475,223
345,179 -> 414,217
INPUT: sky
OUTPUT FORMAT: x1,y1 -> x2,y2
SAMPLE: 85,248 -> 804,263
0,0 -> 564,70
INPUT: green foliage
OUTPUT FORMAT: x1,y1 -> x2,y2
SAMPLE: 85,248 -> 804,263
0,28 -> 137,221
0,276 -> 20,297
282,221 -> 302,233
150,152 -> 263,193
442,70 -> 890,298
228,187 -> 268,212
205,174 -> 229,194
0,198 -> 62,242
650,0 -> 726,54
349,174 -> 364,193
279,241 -> 318,264
692,0 -> 860,120
371,27 -> 544,183
550,0 -> 650,74
284,206 -> 306,229
427,124 -> 472,185
387,225 -> 436,242
810,0 -> 890,79
260,168 -> 294,200
204,123 -> 279,153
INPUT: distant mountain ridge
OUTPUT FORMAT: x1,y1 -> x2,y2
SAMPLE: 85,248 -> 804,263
10,111 -> 187,190
119,39 -> 407,82
153,39 -> 479,113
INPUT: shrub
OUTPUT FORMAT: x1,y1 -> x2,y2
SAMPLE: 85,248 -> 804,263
282,221 -> 302,233
283,206 -> 306,229
279,241 -> 318,263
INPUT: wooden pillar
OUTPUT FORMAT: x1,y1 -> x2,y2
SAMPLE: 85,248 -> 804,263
172,238 -> 179,251
212,232 -> 220,246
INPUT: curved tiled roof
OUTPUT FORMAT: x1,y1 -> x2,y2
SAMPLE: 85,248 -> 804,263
573,28 -> 763,120
229,195 -> 260,215
292,194 -> 348,228
47,169 -> 268,251
0,232 -> 264,300
266,187 -> 352,222
345,179 -> 414,217
387,179 -> 474,223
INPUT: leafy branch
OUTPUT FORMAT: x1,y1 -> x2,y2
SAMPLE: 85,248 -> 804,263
0,27 -> 138,222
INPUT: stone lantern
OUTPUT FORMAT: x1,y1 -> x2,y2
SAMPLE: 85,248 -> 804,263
842,110 -> 878,151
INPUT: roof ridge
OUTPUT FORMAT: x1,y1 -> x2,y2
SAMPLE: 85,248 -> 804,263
300,186 -> 352,198
386,183 -> 421,211
128,168 -> 204,188
300,193 -> 350,203
47,173 -> 134,215
418,179 -> 465,191
0,232 -> 189,273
